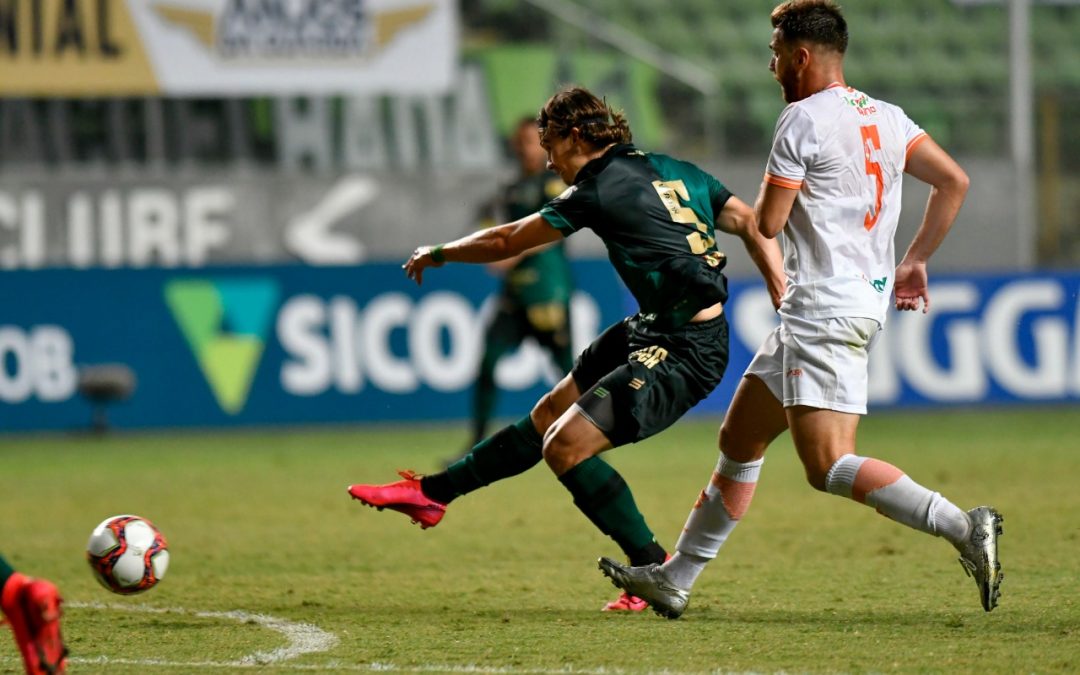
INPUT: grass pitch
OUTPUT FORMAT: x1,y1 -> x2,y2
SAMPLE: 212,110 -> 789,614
1,407 -> 1078,673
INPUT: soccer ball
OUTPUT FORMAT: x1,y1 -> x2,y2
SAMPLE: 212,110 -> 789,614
86,515 -> 170,595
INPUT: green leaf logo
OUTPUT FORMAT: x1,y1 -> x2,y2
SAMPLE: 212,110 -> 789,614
164,278 -> 280,415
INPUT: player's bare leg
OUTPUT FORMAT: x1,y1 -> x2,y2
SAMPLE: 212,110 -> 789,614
672,376 -> 787,582
788,405 -> 1003,611
601,375 -> 788,617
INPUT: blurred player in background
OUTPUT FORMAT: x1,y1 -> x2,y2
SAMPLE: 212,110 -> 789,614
599,0 -> 1004,618
467,116 -> 575,450
349,86 -> 785,613
0,555 -> 67,674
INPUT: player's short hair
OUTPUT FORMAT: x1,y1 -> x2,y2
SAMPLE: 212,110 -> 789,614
771,0 -> 848,54
538,87 -> 632,148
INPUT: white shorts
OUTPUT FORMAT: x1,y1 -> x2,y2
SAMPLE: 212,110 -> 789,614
745,314 -> 882,415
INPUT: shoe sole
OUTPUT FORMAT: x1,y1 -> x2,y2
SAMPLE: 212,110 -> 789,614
347,489 -> 441,530
597,558 -> 682,620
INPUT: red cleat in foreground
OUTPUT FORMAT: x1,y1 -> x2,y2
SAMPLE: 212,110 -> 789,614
348,470 -> 447,529
601,553 -> 668,612
1,573 -> 68,674
602,591 -> 649,612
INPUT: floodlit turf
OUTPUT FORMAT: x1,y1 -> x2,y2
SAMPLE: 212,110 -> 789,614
1,407 -> 1078,673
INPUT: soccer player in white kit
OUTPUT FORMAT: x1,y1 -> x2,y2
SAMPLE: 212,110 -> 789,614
599,0 -> 1004,617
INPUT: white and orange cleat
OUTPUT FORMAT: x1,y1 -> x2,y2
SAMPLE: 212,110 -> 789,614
348,470 -> 447,529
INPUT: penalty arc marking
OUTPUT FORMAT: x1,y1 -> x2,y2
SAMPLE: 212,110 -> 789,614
7,602 -> 634,672
65,601 -> 337,667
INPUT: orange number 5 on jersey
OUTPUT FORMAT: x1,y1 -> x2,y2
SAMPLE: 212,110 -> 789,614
860,124 -> 884,231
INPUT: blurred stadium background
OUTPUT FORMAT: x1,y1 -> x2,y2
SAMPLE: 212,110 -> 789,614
0,0 -> 1078,434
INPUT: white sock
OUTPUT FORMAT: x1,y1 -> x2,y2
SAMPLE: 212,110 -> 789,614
824,455 -> 970,545
665,453 -> 764,589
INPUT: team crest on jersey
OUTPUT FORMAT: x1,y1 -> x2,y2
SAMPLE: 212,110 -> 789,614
842,92 -> 878,116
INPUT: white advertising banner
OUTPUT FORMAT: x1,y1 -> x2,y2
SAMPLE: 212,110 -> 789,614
0,0 -> 458,96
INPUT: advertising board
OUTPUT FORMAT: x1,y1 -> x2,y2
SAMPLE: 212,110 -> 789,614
1,265 -> 1077,432
0,0 -> 457,96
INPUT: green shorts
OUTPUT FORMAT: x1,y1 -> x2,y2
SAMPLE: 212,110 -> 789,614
570,312 -> 730,447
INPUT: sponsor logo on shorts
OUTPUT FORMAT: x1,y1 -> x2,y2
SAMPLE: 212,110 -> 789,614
628,378 -> 645,390
630,345 -> 669,369
786,368 -> 803,378
593,386 -> 610,399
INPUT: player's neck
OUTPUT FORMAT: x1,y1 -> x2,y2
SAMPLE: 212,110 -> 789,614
801,69 -> 845,99
583,142 -> 617,161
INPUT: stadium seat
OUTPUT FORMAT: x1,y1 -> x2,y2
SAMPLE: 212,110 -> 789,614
468,0 -> 1079,157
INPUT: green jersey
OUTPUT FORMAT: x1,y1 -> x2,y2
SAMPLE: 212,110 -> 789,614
539,144 -> 732,329
485,171 -> 574,307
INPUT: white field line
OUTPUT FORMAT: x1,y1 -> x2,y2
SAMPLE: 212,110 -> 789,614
63,658 -> 633,673
6,602 -> 770,673
66,601 -> 337,666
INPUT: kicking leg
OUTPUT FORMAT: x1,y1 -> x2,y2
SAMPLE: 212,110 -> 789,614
347,374 -> 581,528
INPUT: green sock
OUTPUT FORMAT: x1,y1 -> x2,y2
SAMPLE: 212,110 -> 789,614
0,555 -> 15,593
421,416 -> 544,504
558,456 -> 667,565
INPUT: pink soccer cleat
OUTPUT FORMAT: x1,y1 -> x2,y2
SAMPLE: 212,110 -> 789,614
1,573 -> 68,674
602,591 -> 649,612
348,470 -> 447,529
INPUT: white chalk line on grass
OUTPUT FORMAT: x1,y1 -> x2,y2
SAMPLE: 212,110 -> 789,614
64,658 -> 631,673
66,600 -> 337,666
6,601 -> 756,673
46,602 -> 628,673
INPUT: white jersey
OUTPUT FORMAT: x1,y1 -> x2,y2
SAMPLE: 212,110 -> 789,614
765,83 -> 927,324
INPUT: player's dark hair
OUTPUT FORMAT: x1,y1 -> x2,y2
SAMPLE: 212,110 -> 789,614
538,87 -> 632,147
771,0 -> 848,54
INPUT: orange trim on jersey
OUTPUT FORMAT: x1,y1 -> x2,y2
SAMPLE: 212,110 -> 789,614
764,173 -> 803,190
904,132 -> 930,165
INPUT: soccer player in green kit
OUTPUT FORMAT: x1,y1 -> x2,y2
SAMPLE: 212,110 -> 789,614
468,116 -> 575,449
348,86 -> 785,612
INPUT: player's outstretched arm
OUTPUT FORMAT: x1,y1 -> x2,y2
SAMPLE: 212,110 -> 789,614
896,138 -> 970,312
717,196 -> 786,309
403,213 -> 563,285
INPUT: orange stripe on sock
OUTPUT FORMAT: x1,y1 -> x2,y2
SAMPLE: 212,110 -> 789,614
711,472 -> 758,520
851,458 -> 904,504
